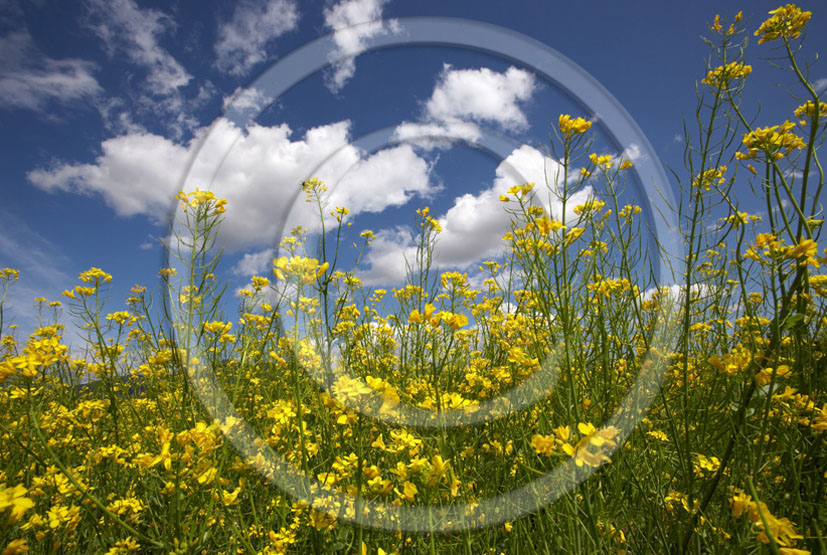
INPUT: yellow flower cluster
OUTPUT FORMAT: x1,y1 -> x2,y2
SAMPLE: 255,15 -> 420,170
754,4 -> 812,44
175,189 -> 227,214
499,182 -> 535,203
1,268 -> 19,282
558,114 -> 592,137
736,121 -> 805,161
301,177 -> 328,202
701,62 -> 752,88
589,153 -> 612,170
531,423 -> 620,468
711,11 -> 743,34
416,206 -> 442,233
729,488 -> 804,548
0,483 -> 35,524
744,233 -> 819,266
408,304 -> 468,330
692,165 -> 727,191
273,256 -> 328,284
794,100 -> 827,124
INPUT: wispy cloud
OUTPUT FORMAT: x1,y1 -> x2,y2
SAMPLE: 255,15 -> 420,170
0,30 -> 101,113
222,86 -> 276,121
85,0 -> 190,95
215,0 -> 299,76
83,0 -> 212,137
0,208 -> 80,345
391,120 -> 482,150
323,0 -> 397,92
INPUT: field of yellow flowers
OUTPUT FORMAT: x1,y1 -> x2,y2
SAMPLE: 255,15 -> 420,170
2,5 -> 826,554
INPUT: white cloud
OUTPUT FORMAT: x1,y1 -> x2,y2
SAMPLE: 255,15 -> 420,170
357,227 -> 417,286
327,144 -> 435,213
619,142 -> 645,164
391,120 -> 482,150
215,0 -> 299,76
814,77 -> 827,94
86,0 -> 191,95
223,87 -> 275,114
424,64 -> 536,131
233,248 -> 276,277
27,117 -> 438,253
323,0 -> 397,92
358,144 -> 593,287
0,31 -> 101,112
28,131 -> 190,221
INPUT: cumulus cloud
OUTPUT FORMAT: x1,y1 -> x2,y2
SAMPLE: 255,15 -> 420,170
323,0 -> 398,92
0,31 -> 101,112
389,65 -> 538,153
424,64 -> 536,131
215,0 -> 299,76
355,227 -> 417,286
358,144 -> 593,286
27,117 -> 438,253
86,0 -> 191,95
28,131 -> 190,220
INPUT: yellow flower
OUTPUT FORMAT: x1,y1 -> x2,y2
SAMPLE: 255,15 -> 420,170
250,276 -> 269,290
177,189 -> 227,214
729,488 -> 804,547
738,121 -> 805,160
588,153 -> 612,169
440,311 -> 468,330
531,434 -> 556,456
506,182 -> 535,196
795,100 -> 827,123
46,504 -> 81,532
272,256 -> 327,284
399,481 -> 418,502
558,114 -> 592,136
2,539 -> 28,555
78,267 -> 112,285
786,239 -> 818,266
570,423 -> 620,467
692,165 -> 727,191
0,484 -> 35,524
701,62 -> 752,88
754,4 -> 811,44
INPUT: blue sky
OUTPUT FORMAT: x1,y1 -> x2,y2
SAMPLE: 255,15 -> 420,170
1,0 -> 824,346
